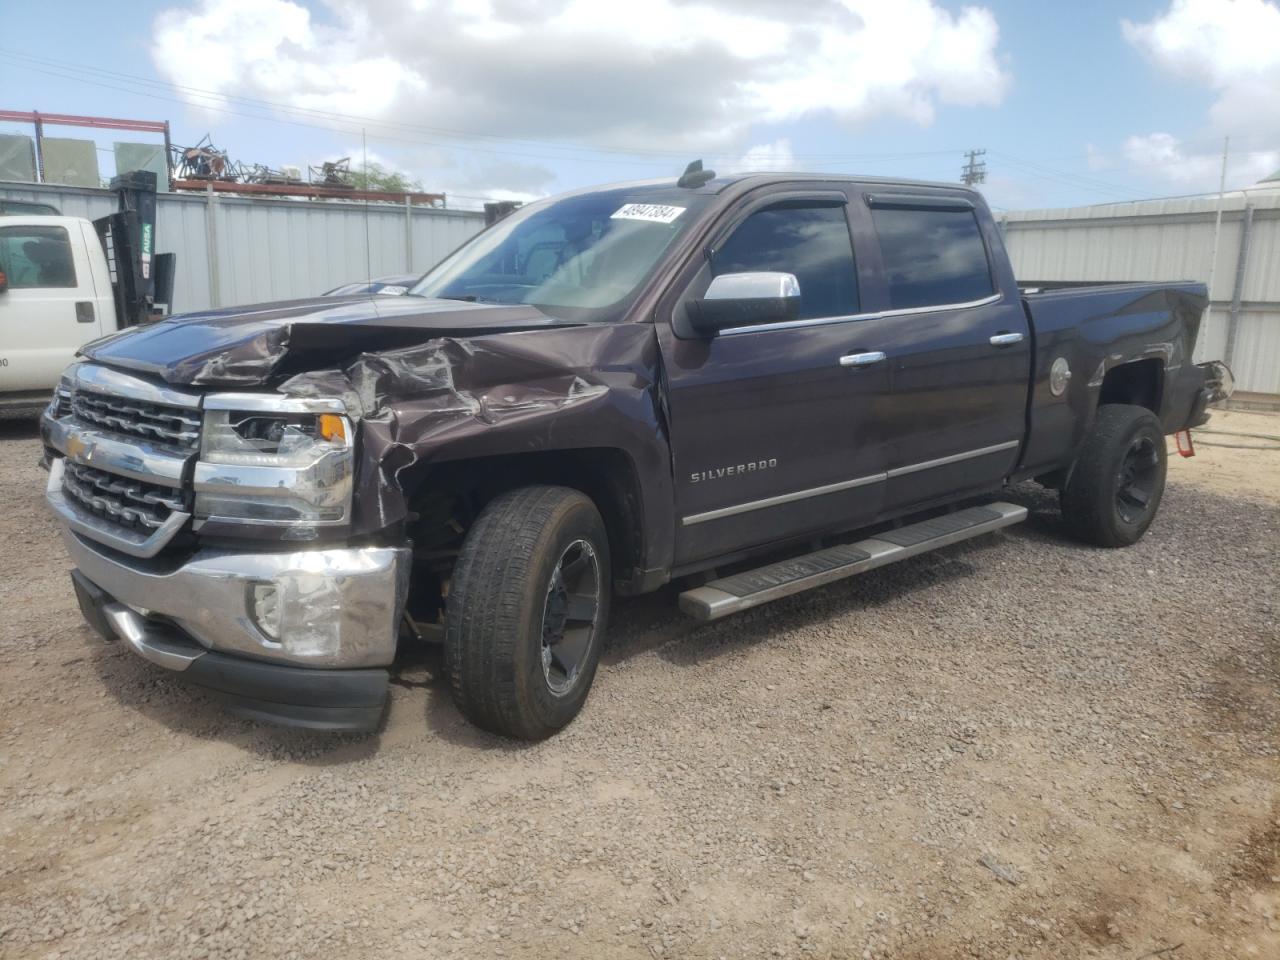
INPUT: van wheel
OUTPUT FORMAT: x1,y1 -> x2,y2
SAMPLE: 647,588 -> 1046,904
1060,404 -> 1167,547
444,486 -> 610,739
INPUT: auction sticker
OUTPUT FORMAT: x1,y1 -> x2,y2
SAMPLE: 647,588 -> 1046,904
611,203 -> 686,224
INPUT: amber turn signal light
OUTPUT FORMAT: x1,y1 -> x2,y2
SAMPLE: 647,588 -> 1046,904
318,414 -> 347,442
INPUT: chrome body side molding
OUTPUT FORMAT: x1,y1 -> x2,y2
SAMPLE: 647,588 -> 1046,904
682,440 -> 1021,526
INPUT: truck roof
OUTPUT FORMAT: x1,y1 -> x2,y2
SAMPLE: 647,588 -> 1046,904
548,171 -> 985,205
0,214 -> 88,228
0,198 -> 60,216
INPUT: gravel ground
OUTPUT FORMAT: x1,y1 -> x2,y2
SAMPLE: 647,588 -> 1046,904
1,413 -> 1277,960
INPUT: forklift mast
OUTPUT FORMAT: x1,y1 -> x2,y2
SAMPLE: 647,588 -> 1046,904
93,171 -> 176,327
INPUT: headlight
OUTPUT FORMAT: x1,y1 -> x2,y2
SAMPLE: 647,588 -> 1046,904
193,395 -> 355,533
46,367 -> 76,419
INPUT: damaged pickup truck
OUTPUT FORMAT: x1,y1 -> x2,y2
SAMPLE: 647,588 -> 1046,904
41,168 -> 1233,738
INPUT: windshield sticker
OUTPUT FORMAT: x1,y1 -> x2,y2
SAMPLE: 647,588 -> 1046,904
611,203 -> 686,224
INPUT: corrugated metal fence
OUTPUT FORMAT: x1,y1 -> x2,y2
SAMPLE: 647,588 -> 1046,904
0,180 -> 485,313
8,179 -> 1274,399
1002,190 -> 1280,398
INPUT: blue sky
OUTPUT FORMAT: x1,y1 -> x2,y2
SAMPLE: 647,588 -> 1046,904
2,0 -> 1277,210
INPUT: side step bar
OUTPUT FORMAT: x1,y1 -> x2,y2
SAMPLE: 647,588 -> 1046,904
678,502 -> 1027,621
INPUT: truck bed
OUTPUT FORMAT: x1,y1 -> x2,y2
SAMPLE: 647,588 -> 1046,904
1015,279 -> 1208,480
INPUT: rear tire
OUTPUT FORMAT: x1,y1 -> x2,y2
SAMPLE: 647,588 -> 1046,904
1060,404 -> 1167,547
444,486 -> 610,739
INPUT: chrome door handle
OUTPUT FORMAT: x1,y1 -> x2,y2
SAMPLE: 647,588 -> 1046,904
989,332 -> 1024,346
839,351 -> 886,368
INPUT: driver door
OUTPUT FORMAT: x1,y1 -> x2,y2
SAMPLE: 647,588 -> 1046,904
656,187 -> 895,567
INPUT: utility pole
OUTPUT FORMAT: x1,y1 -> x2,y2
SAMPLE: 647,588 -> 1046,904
1205,135 -> 1229,321
961,149 -> 987,186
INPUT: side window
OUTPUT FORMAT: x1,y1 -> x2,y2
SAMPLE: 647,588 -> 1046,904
869,206 -> 993,310
712,203 -> 858,320
0,225 -> 77,289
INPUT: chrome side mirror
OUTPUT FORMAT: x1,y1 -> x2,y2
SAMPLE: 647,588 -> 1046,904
689,272 -> 801,335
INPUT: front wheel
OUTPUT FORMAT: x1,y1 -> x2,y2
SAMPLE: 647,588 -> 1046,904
444,486 -> 610,739
1060,404 -> 1168,547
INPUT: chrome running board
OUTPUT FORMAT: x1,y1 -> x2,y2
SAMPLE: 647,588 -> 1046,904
678,502 -> 1027,621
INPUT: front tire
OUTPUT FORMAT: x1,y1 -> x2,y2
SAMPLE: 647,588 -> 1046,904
444,486 -> 610,739
1060,404 -> 1168,547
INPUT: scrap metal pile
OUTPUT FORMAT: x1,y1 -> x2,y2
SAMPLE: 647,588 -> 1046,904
168,138 -> 441,204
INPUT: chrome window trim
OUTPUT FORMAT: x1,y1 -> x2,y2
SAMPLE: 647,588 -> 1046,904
74,364 -> 202,409
203,394 -> 348,414
681,439 -> 1021,526
718,292 -> 1002,336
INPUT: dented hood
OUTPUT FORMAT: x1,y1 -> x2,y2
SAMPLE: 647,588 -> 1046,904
80,295 -> 579,387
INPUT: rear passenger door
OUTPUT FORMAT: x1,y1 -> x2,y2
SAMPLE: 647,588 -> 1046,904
857,193 -> 1030,510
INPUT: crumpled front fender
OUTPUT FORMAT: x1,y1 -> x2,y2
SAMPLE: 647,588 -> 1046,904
278,323 -> 676,574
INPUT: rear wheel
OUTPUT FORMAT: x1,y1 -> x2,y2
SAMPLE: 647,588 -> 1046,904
1060,404 -> 1167,547
444,486 -> 610,739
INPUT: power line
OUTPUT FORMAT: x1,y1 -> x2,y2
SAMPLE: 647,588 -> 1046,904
988,151 -> 1144,201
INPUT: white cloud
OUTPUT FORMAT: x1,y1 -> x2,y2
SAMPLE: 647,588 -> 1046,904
1122,132 -> 1278,187
1122,0 -> 1280,96
152,0 -> 1010,155
729,139 -> 795,172
1121,0 -> 1280,189
153,0 -> 422,117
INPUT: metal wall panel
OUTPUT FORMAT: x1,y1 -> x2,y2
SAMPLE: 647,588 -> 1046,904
1004,189 -> 1280,397
0,181 -> 485,315
1241,209 -> 1280,303
113,143 -> 170,191
1231,309 -> 1280,395
40,138 -> 100,188
0,135 -> 36,182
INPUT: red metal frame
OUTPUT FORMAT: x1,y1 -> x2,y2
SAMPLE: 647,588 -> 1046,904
172,178 -> 445,206
0,110 -> 168,133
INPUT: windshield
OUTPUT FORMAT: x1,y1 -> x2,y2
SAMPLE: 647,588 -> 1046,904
410,190 -> 708,322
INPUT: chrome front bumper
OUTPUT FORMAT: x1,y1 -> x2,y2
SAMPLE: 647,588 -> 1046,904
58,524 -> 411,670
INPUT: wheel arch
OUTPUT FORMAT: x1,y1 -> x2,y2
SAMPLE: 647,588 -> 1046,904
404,447 -> 652,599
1097,357 -> 1164,415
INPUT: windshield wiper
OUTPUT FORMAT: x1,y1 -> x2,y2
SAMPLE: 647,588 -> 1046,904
435,294 -> 479,302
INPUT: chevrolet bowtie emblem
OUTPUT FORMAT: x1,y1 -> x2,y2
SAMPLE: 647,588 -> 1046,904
65,434 -> 91,461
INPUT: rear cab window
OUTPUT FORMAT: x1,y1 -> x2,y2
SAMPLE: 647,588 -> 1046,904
868,200 -> 993,310
0,224 -> 77,289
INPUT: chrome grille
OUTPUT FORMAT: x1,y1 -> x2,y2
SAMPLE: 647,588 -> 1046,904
62,461 -> 187,532
71,389 -> 201,451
